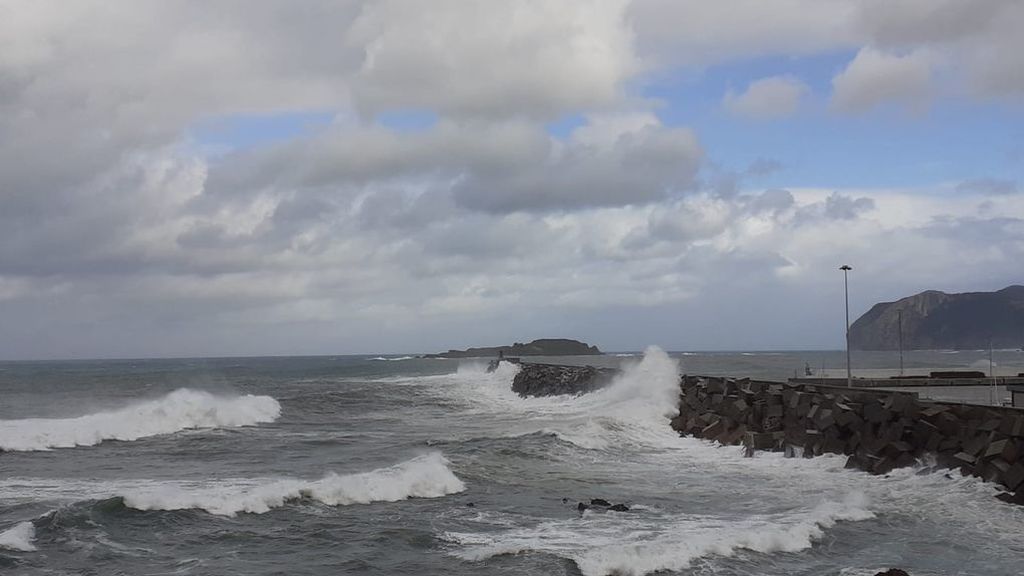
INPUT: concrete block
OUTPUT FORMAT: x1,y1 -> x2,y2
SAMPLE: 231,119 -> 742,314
815,409 -> 836,430
938,438 -> 961,452
744,431 -> 777,451
872,456 -> 896,475
732,398 -> 749,414
701,419 -> 725,439
984,439 -> 1019,463
1002,463 -> 1024,490
921,405 -> 949,418
964,435 -> 989,457
863,401 -> 885,424
954,452 -> 977,465
990,458 -> 1011,474
980,419 -> 1002,432
889,441 -> 913,453
807,404 -> 820,421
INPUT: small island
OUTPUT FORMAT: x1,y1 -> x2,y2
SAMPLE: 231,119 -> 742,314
422,338 -> 602,359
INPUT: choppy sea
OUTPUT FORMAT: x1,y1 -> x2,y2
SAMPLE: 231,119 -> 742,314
2,349 -> 1023,576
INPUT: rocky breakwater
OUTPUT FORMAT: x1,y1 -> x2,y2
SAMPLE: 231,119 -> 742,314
510,362 -> 617,397
671,375 -> 1024,504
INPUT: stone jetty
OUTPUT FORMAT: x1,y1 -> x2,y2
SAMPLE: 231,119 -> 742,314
507,362 -> 1024,504
672,375 -> 1024,503
510,361 -> 616,397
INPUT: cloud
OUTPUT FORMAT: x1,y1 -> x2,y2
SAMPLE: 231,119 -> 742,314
628,0 -> 861,66
1,1 -> 1023,358
956,178 -> 1019,196
452,117 -> 703,212
348,0 -> 637,119
855,0 -> 1024,99
723,75 -> 809,120
830,47 -> 932,113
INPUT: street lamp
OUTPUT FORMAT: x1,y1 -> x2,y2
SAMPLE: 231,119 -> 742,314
840,265 -> 852,387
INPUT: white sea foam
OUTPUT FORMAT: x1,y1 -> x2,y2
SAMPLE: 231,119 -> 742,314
0,521 -> 36,552
445,493 -> 874,576
121,452 -> 464,516
0,388 -> 281,451
421,347 -> 681,451
370,356 -> 416,361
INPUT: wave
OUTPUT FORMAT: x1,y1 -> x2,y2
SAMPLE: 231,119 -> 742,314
120,452 -> 464,516
419,347 -> 681,452
444,494 -> 873,576
0,522 -> 35,552
370,356 -> 416,361
0,388 -> 281,451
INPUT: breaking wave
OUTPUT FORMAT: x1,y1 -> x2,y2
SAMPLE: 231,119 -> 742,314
0,388 -> 281,451
438,347 -> 682,451
121,452 -> 465,516
370,356 -> 416,361
445,494 -> 874,576
0,522 -> 36,552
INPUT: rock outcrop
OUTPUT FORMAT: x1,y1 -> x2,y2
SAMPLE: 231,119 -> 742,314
424,338 -> 602,359
849,285 -> 1024,350
511,362 -> 615,397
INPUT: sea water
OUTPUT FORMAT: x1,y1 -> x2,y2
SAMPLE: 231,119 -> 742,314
1,349 -> 1023,575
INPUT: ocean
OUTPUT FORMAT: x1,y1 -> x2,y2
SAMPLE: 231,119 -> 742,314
2,349 -> 1023,576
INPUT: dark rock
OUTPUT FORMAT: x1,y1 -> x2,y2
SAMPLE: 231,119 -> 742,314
577,502 -> 589,513
873,570 -> 910,576
608,503 -> 630,512
590,498 -> 611,507
466,502 -> 475,507
511,363 -> 616,397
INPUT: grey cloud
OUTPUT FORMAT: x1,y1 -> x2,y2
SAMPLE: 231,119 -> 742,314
956,178 -> 1019,196
823,192 -> 876,219
921,215 -> 1024,245
452,125 -> 703,212
348,0 -> 636,119
830,47 -> 932,113
723,75 -> 808,120
743,188 -> 796,215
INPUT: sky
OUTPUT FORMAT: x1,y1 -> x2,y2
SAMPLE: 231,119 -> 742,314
1,0 -> 1023,359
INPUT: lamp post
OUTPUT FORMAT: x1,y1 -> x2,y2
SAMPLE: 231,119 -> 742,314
898,309 -> 904,377
840,265 -> 853,387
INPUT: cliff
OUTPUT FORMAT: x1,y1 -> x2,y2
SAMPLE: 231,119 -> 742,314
423,338 -> 602,358
849,285 -> 1024,350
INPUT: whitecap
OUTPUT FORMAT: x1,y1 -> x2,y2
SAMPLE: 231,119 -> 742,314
121,452 -> 465,516
0,388 -> 281,451
0,521 -> 36,552
444,493 -> 874,576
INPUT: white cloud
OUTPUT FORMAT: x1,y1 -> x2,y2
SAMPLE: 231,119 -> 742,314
723,75 -> 809,119
629,0 -> 861,66
349,0 -> 637,119
1,1 -> 1023,357
830,47 -> 933,113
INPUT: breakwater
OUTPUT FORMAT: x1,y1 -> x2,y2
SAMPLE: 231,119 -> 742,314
509,361 -> 616,397
674,375 -> 1024,503
508,362 -> 1024,504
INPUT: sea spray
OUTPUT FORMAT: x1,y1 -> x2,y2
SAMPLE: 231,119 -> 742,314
0,521 -> 36,552
0,388 -> 281,451
544,346 -> 682,450
121,452 -> 465,516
